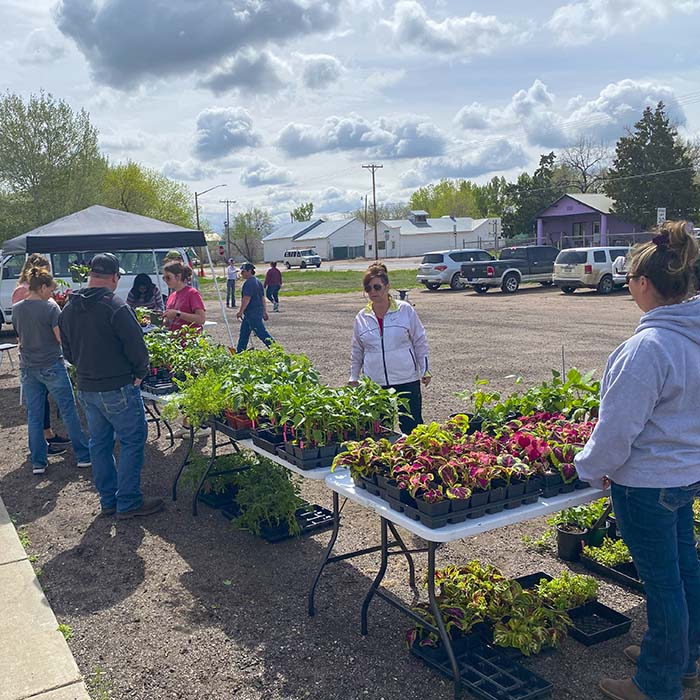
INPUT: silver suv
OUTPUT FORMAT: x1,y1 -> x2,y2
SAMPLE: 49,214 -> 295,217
417,249 -> 494,290
553,246 -> 630,294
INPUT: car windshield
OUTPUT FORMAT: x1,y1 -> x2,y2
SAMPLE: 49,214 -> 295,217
556,251 -> 587,264
421,254 -> 443,264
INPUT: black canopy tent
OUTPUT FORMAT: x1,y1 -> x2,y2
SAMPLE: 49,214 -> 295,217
2,205 -> 233,344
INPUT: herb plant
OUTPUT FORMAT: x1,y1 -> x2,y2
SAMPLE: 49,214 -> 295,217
536,571 -> 598,610
582,537 -> 633,567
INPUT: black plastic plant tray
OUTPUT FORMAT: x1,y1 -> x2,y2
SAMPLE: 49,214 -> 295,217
259,503 -> 334,543
513,572 -> 554,590
212,420 -> 251,440
198,486 -> 238,509
411,639 -> 552,700
250,434 -> 281,454
567,600 -> 632,645
141,381 -> 176,395
221,502 -> 241,520
580,556 -> 644,593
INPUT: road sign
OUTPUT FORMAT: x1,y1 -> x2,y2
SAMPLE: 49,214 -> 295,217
656,207 -> 666,225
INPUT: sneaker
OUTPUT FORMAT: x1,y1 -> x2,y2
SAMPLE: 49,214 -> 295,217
624,645 -> 698,687
32,464 -> 47,475
99,506 -> 116,518
116,498 -> 165,520
48,444 -> 67,456
77,461 -> 92,468
47,434 -> 71,445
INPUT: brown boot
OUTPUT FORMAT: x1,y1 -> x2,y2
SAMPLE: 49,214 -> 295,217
624,644 -> 699,687
599,678 -> 650,700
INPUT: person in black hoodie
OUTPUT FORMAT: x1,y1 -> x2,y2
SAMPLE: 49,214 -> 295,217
59,253 -> 164,519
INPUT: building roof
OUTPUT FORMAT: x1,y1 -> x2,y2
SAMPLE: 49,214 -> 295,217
295,218 -> 359,241
540,193 -> 614,217
380,216 -> 491,235
262,219 -> 323,242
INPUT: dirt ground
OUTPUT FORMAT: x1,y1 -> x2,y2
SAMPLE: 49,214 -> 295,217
0,283 -> 659,700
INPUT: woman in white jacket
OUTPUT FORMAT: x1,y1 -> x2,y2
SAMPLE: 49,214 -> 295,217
349,263 -> 430,434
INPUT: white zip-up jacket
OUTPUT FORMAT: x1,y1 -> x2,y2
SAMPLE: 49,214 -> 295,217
350,299 -> 430,386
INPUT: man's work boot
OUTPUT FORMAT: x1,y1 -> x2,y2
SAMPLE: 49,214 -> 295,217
624,645 -> 699,687
599,678 -> 650,700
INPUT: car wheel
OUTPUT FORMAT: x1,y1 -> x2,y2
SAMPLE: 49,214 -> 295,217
539,280 -> 553,287
472,285 -> 489,294
301,261 -> 307,269
285,262 -> 291,269
561,286 -> 576,295
425,282 -> 440,290
597,274 -> 614,295
450,273 -> 466,290
501,272 -> 520,293
316,263 -> 321,268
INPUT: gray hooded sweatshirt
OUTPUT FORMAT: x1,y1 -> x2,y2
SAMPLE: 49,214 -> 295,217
575,295 -> 700,488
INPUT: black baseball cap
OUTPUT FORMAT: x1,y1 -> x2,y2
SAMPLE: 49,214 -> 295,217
89,253 -> 121,275
240,262 -> 255,272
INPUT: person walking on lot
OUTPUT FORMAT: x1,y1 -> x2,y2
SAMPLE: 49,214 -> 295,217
12,267 -> 91,476
264,261 -> 282,312
575,221 -> 700,700
12,254 -> 71,454
349,263 -> 431,435
59,253 -> 163,520
226,259 -> 238,307
235,263 -> 274,352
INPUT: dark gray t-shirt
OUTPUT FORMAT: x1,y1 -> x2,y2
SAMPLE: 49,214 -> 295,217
12,299 -> 63,368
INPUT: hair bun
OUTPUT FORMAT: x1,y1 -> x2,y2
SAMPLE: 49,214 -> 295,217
367,262 -> 388,273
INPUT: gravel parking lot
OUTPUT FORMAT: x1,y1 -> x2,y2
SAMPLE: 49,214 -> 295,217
0,283 -> 650,700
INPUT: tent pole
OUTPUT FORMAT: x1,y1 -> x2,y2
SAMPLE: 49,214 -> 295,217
151,250 -> 163,296
205,246 -> 235,347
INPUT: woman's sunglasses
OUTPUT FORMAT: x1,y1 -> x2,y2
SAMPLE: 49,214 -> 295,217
626,273 -> 642,284
364,283 -> 384,292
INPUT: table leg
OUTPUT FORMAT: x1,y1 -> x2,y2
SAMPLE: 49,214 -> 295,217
308,491 -> 340,617
151,400 -> 174,447
360,517 -> 389,636
144,401 -> 161,440
192,423 -> 217,516
427,541 -> 461,700
171,426 -> 195,502
386,521 -> 417,591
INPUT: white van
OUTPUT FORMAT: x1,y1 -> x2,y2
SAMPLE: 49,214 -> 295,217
283,248 -> 321,269
0,248 -> 190,328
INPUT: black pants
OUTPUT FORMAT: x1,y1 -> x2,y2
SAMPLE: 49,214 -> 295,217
384,380 -> 423,435
44,395 -> 51,430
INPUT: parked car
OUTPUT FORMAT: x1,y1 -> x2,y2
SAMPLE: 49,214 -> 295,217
0,248 -> 190,328
552,246 -> 630,295
283,248 -> 322,269
416,249 -> 494,290
459,245 -> 560,294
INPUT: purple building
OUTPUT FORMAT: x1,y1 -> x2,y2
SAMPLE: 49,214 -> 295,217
535,193 -> 641,247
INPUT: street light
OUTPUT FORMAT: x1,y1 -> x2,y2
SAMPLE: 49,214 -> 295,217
193,184 -> 226,275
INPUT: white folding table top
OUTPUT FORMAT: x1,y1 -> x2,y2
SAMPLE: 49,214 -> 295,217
238,439 -> 335,481
324,471 -> 606,543
140,389 -> 179,404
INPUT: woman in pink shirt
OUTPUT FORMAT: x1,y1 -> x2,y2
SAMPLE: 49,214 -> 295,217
162,261 -> 206,332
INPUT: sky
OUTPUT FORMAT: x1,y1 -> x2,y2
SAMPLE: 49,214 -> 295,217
3,0 -> 700,230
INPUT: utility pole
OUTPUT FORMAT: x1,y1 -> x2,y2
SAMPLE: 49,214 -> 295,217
362,164 -> 382,261
220,199 -> 236,259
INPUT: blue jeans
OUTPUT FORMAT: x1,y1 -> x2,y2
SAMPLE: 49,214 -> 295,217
236,315 -> 274,353
21,361 -> 90,468
611,481 -> 700,700
78,384 -> 147,513
226,279 -> 236,306
265,285 -> 280,305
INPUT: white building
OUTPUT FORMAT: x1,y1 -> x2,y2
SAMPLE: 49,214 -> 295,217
263,218 -> 364,262
366,211 -> 502,258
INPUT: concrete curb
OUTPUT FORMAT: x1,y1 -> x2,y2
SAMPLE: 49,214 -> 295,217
0,497 -> 91,700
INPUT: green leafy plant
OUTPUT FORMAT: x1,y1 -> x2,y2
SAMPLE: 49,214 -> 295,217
548,498 -> 609,532
232,457 -> 304,536
57,623 -> 74,641
536,571 -> 598,610
583,537 -> 633,567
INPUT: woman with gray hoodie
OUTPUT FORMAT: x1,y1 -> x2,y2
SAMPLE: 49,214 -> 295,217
575,221 -> 700,700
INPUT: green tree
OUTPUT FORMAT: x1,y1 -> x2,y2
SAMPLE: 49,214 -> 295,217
231,207 -> 272,262
604,103 -> 699,229
101,161 -> 195,227
291,202 -> 314,222
502,153 -> 566,238
0,91 -> 106,242
349,201 -> 411,226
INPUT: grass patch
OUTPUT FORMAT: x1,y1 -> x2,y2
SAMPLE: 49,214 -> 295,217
87,666 -> 112,700
57,623 -> 74,641
198,268 -> 421,300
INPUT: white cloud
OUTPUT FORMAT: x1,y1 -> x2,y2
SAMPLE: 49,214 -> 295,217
383,0 -> 528,56
548,0 -> 700,46
453,102 -> 491,130
400,138 -> 528,185
276,113 -> 447,158
19,28 -> 68,65
298,53 -> 344,89
199,50 -> 292,95
194,107 -> 262,161
162,159 -> 219,182
240,159 -> 294,187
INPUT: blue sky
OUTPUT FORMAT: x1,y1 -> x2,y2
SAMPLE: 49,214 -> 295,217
2,0 -> 699,228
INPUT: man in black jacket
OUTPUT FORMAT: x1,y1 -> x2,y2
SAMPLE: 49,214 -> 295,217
59,253 -> 163,519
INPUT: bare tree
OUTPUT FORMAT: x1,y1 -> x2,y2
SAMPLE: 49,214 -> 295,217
560,137 -> 612,193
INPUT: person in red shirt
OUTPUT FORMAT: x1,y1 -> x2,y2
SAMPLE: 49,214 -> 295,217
264,261 -> 283,312
162,261 -> 206,332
